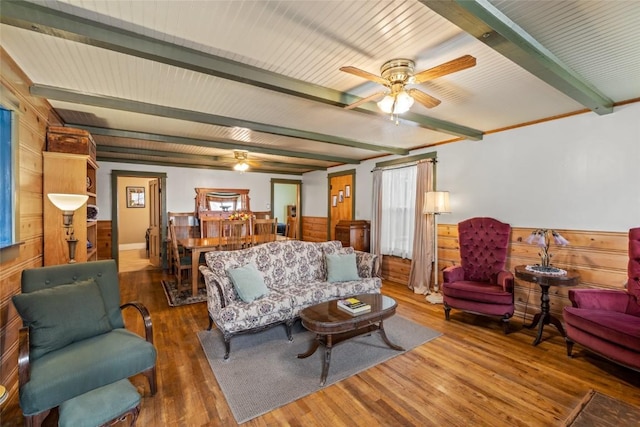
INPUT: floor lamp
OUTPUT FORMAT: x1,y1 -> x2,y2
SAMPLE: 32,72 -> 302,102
47,193 -> 89,263
423,191 -> 450,304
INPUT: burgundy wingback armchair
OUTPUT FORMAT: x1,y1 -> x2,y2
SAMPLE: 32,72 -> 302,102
563,227 -> 640,371
442,217 -> 514,333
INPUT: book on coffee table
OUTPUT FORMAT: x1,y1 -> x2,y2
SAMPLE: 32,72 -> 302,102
337,297 -> 371,314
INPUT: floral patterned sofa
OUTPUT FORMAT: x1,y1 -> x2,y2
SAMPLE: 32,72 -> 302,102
199,240 -> 380,359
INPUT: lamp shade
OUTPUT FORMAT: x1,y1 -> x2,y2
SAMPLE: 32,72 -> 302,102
47,193 -> 89,211
423,191 -> 450,214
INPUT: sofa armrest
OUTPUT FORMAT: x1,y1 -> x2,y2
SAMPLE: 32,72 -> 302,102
120,302 -> 154,345
568,289 -> 631,313
497,270 -> 515,292
18,327 -> 30,386
355,251 -> 378,278
443,265 -> 464,283
200,266 -> 226,311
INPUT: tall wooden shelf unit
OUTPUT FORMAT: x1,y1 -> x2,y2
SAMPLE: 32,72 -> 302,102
43,152 -> 98,265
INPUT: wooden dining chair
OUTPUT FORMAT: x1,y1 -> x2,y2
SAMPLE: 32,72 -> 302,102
253,218 -> 277,245
168,220 -> 192,292
200,217 -> 222,240
221,219 -> 250,251
284,216 -> 297,239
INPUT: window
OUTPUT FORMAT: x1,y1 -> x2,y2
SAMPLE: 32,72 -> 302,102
380,165 -> 417,259
0,106 -> 16,248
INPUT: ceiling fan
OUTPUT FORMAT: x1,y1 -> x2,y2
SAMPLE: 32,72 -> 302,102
339,55 -> 476,121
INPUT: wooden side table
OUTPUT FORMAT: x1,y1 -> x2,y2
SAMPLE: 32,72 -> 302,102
514,265 -> 579,346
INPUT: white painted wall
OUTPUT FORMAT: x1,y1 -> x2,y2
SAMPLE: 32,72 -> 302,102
96,164 -> 296,219
96,103 -> 639,233
303,102 -> 640,233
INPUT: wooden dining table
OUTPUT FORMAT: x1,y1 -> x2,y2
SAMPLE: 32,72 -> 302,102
178,234 -> 289,297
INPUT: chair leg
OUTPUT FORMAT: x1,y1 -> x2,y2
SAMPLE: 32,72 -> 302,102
566,338 -> 575,357
444,302 -> 451,320
223,333 -> 232,360
24,410 -> 50,427
143,365 -> 158,395
501,315 -> 511,334
285,320 -> 294,341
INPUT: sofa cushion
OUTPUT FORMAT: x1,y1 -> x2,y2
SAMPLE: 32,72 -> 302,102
12,278 -> 112,360
442,280 -> 513,305
228,263 -> 269,302
19,328 -> 156,416
216,291 -> 294,334
326,253 -> 360,282
563,307 -> 640,352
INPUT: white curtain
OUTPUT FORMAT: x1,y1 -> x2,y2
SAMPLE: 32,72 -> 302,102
407,160 -> 434,294
370,169 -> 383,276
380,166 -> 417,259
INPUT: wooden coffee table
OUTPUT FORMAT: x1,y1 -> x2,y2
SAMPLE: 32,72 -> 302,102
297,294 -> 404,385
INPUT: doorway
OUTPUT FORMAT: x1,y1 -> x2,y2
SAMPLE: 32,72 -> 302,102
110,170 -> 167,270
271,179 -> 301,239
327,170 -> 355,240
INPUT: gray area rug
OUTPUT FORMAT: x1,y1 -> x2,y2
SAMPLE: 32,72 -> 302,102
197,315 -> 441,424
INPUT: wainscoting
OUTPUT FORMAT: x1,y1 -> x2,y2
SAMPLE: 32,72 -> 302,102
382,224 -> 628,323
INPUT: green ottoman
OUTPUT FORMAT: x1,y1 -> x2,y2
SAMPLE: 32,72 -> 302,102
58,379 -> 141,427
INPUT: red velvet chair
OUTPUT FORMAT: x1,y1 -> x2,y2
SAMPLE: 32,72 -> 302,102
442,217 -> 514,333
563,227 -> 640,371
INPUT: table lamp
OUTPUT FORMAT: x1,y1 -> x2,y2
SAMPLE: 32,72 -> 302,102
47,193 -> 89,263
423,191 -> 450,304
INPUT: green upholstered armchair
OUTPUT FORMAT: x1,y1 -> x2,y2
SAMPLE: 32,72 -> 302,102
13,260 -> 157,427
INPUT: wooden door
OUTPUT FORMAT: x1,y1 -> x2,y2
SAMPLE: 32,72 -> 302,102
328,174 -> 353,240
148,178 -> 161,267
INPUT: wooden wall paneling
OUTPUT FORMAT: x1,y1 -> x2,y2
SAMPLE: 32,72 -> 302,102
301,216 -> 327,242
97,220 -> 113,260
437,223 -> 628,323
1,47 -> 55,418
381,256 -> 412,285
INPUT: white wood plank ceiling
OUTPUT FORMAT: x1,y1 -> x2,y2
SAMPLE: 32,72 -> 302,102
1,0 -> 638,174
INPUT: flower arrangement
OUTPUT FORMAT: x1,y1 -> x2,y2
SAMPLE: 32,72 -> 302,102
525,228 -> 569,268
228,212 -> 250,221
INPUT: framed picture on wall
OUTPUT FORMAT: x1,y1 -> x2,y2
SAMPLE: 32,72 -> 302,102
332,195 -> 338,207
126,186 -> 145,208
338,190 -> 344,203
345,185 -> 351,198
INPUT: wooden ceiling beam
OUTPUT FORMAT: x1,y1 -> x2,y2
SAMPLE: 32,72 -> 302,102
1,0 -> 483,140
421,0 -> 613,115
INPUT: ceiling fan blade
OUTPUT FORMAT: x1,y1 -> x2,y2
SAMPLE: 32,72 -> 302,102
344,91 -> 387,110
412,55 -> 477,84
339,66 -> 389,86
407,89 -> 441,109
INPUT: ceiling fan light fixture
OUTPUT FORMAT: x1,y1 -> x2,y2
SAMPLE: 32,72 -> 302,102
233,161 -> 249,172
377,90 -> 414,115
232,150 -> 250,172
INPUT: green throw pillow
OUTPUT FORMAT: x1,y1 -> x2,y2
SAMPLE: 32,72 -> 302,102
12,278 -> 112,360
326,253 -> 360,283
227,263 -> 269,302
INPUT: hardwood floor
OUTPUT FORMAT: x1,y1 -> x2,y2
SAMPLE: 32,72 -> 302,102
118,249 -> 155,273
5,268 -> 639,426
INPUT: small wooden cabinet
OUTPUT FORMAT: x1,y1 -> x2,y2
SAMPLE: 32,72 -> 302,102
44,151 -> 98,265
335,220 -> 370,252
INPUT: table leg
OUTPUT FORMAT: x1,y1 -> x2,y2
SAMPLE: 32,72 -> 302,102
192,248 -> 201,297
320,345 -> 332,386
297,336 -> 320,359
378,321 -> 405,351
529,283 -> 552,346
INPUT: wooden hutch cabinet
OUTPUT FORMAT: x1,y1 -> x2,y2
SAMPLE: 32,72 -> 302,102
335,220 -> 370,252
43,129 -> 98,265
